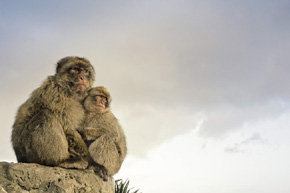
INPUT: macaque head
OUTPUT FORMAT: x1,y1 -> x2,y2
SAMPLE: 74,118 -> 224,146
84,86 -> 111,113
55,56 -> 95,95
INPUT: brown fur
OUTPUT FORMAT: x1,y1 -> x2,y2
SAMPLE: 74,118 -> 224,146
11,56 -> 95,169
81,86 -> 127,180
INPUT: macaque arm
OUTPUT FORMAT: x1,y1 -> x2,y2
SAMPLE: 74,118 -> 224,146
65,127 -> 89,158
82,127 -> 109,141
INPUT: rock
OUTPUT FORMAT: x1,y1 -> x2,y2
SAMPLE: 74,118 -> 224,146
0,162 -> 114,193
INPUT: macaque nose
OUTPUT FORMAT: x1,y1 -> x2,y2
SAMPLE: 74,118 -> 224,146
77,74 -> 85,83
79,70 -> 87,80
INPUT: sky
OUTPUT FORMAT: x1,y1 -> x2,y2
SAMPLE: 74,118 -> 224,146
1,0 -> 290,192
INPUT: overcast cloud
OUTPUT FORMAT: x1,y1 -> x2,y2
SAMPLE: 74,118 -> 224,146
1,0 -> 290,192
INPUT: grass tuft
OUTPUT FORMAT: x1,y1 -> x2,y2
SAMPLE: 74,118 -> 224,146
115,179 -> 141,193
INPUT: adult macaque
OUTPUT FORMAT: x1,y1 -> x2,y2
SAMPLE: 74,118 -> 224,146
12,56 -> 95,169
81,86 -> 127,181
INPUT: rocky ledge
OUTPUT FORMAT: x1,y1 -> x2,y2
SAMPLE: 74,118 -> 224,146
0,162 -> 114,193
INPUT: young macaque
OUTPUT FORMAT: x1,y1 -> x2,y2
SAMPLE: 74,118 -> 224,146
81,86 -> 127,181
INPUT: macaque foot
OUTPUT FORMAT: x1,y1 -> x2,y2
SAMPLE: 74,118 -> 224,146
89,165 -> 108,181
58,157 -> 88,170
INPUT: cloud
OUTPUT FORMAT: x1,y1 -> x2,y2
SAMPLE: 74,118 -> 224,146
0,2 -> 290,192
199,100 -> 289,137
224,133 -> 267,153
116,116 -> 290,193
114,104 -> 203,156
1,0 -> 290,161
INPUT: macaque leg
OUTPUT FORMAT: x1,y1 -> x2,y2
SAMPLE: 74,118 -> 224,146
25,110 -> 88,169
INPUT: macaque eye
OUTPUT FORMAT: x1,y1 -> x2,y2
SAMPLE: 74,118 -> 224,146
83,69 -> 89,76
70,67 -> 90,76
100,95 -> 107,101
95,95 -> 107,102
92,95 -> 99,101
70,67 -> 80,74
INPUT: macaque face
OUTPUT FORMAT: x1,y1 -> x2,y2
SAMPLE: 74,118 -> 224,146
84,87 -> 110,113
69,65 -> 91,93
95,95 -> 107,112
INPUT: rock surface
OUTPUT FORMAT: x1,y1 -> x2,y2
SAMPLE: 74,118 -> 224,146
0,162 -> 114,193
